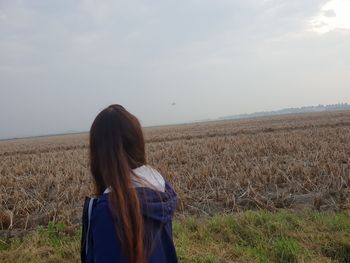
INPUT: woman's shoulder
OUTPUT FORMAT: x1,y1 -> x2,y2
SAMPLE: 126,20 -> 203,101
89,194 -> 110,221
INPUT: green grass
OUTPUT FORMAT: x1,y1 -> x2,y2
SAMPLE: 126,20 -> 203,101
1,210 -> 349,263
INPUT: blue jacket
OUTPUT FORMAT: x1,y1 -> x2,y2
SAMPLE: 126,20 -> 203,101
81,181 -> 178,263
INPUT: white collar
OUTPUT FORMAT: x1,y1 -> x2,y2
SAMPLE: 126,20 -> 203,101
103,165 -> 165,194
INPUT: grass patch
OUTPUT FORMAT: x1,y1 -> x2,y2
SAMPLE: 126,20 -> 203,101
1,210 -> 349,263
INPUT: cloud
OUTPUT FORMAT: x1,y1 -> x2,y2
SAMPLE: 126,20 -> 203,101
323,9 -> 336,17
309,0 -> 350,33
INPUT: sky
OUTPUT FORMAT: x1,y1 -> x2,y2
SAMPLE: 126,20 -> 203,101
0,0 -> 350,139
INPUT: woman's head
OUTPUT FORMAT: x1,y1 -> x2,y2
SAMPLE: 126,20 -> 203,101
90,104 -> 146,193
89,104 -> 146,263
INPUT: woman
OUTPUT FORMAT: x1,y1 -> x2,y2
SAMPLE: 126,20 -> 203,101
81,104 -> 178,263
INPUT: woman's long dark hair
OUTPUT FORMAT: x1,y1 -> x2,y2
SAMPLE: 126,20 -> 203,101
89,104 -> 146,263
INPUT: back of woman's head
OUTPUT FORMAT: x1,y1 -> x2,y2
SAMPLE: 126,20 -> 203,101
89,104 -> 146,263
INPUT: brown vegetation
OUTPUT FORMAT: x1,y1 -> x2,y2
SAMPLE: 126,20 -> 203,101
0,111 -> 350,231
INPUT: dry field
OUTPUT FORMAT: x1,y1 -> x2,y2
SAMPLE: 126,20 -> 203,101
1,111 -> 350,231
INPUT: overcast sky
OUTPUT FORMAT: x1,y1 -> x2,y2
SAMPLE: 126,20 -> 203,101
1,0 -> 349,139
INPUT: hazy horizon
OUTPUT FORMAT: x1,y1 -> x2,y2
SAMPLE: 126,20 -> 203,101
1,0 -> 350,139
1,102 -> 349,140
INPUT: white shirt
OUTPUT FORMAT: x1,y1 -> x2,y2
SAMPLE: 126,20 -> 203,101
103,165 -> 165,193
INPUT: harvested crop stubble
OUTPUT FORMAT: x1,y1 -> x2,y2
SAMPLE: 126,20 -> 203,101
0,111 -> 350,231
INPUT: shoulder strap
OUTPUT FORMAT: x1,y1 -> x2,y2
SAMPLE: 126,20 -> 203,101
81,197 -> 97,263
85,198 -> 95,255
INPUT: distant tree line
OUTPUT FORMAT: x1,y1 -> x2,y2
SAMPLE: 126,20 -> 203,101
219,103 -> 350,120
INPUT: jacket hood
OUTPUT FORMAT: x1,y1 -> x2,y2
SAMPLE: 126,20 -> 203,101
136,180 -> 177,223
99,180 -> 177,224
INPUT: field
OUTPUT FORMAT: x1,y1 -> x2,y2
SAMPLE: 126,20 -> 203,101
1,111 -> 350,230
1,111 -> 350,262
